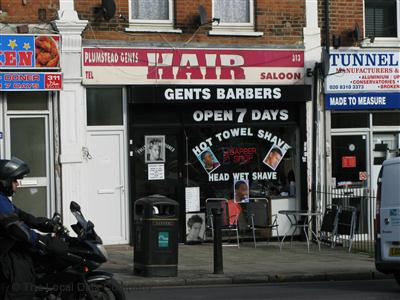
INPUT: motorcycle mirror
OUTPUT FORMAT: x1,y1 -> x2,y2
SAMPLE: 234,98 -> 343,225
70,201 -> 81,213
52,212 -> 62,223
87,220 -> 95,230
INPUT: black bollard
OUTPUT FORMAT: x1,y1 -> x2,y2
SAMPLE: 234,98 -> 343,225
212,208 -> 223,274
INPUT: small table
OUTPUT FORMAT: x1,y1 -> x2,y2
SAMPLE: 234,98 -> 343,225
278,210 -> 323,252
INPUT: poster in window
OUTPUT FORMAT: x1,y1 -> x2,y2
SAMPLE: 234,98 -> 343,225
185,212 -> 205,244
342,156 -> 356,168
196,147 -> 221,174
185,187 -> 200,212
233,179 -> 249,203
263,144 -> 286,171
145,135 -> 165,163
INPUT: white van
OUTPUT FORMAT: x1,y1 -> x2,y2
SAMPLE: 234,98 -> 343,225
375,157 -> 400,285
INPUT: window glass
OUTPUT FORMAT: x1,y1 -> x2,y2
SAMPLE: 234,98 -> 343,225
373,112 -> 400,126
87,88 -> 123,126
331,135 -> 367,188
131,0 -> 170,20
365,0 -> 397,37
7,92 -> 48,110
11,118 -> 46,177
331,113 -> 369,128
215,0 -> 250,23
186,125 -> 298,201
12,187 -> 47,217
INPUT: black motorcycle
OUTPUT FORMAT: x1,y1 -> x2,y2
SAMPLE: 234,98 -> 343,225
34,201 -> 126,300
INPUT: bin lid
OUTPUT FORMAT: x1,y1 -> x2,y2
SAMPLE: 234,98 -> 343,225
135,194 -> 178,206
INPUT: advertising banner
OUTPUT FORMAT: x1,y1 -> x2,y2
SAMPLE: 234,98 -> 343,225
325,50 -> 400,93
325,50 -> 400,110
130,84 -> 311,103
325,92 -> 400,110
0,72 -> 62,91
0,35 -> 60,69
82,47 -> 305,85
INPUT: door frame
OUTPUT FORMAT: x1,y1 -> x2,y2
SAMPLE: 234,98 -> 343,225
4,102 -> 55,217
85,87 -> 129,244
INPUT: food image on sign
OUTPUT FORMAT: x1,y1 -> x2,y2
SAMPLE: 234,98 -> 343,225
35,36 -> 59,68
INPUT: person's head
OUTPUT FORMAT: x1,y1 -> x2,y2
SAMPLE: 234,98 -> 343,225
0,157 -> 30,197
266,148 -> 283,168
201,151 -> 214,168
149,139 -> 161,160
234,180 -> 249,201
187,214 -> 203,239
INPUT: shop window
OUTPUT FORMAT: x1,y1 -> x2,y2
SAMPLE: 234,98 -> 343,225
373,112 -> 400,126
87,88 -> 123,126
7,92 -> 48,110
331,135 -> 367,188
186,125 -> 298,202
210,0 -> 262,36
128,0 -> 180,32
365,0 -> 398,38
331,113 -> 369,128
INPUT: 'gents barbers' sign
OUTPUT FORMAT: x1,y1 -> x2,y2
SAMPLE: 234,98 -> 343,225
130,85 -> 311,103
82,47 -> 305,85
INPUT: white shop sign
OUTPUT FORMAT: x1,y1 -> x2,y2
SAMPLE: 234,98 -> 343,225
325,50 -> 400,93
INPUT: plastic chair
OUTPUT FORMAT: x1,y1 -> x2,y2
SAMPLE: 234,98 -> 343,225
205,198 -> 240,248
246,198 -> 279,248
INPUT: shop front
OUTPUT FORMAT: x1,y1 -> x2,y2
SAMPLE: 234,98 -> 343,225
0,34 -> 62,218
325,49 -> 400,236
82,46 -> 311,243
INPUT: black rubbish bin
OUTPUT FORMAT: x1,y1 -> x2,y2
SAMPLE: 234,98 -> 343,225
133,194 -> 179,277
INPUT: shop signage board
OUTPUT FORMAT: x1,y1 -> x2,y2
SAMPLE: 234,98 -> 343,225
325,92 -> 400,110
325,50 -> 400,110
0,72 -> 62,91
0,35 -> 60,69
82,47 -> 305,85
130,85 -> 311,103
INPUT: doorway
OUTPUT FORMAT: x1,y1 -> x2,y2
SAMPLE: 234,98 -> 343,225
86,130 -> 128,244
331,134 -> 369,234
131,127 -> 184,238
4,92 -> 54,217
85,87 -> 129,245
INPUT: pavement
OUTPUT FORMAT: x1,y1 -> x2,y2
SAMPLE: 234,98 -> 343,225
103,241 -> 393,288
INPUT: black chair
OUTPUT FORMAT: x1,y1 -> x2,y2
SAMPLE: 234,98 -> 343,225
246,198 -> 279,248
319,205 -> 340,248
205,198 -> 240,248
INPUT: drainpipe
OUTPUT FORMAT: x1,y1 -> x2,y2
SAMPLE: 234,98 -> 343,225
325,0 -> 330,55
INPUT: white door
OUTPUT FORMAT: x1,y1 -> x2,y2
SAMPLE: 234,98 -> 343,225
86,130 -> 128,244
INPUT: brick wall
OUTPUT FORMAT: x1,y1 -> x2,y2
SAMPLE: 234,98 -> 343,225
0,0 -> 59,23
0,1 -> 308,46
319,0 -> 364,48
75,0 -> 305,46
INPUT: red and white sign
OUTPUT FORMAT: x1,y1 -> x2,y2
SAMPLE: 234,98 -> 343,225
342,156 -> 356,168
45,73 -> 62,89
82,48 -> 305,85
359,171 -> 368,181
